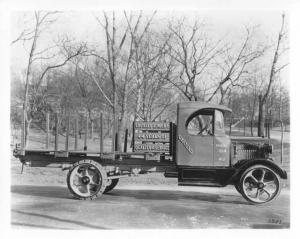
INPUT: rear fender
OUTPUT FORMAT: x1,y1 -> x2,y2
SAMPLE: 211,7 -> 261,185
229,159 -> 287,184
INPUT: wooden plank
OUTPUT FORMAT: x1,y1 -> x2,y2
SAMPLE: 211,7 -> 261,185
65,114 -> 70,151
99,113 -> 103,153
90,121 -> 94,139
21,108 -> 26,149
131,121 -> 135,149
21,149 -> 148,155
124,128 -> 128,152
46,112 -> 50,149
115,116 -> 119,152
115,132 -> 118,151
84,115 -> 88,150
54,113 -> 59,151
74,117 -> 78,150
112,115 -> 116,152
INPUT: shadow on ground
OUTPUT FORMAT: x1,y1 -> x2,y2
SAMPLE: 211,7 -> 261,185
11,209 -> 109,229
11,185 -> 249,205
11,185 -> 70,199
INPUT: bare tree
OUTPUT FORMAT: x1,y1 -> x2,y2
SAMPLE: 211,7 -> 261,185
93,11 -> 127,151
94,11 -> 157,150
164,19 -> 223,101
258,13 -> 288,136
207,26 -> 266,104
18,11 -> 87,145
131,31 -> 176,121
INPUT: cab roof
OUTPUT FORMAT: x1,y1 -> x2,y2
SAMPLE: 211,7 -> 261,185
178,102 -> 232,113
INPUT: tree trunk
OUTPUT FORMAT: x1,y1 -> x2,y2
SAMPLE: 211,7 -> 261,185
257,14 -> 286,137
250,119 -> 253,136
24,117 -> 32,147
112,90 -> 117,151
118,80 -> 129,151
134,81 -> 142,120
250,95 -> 257,136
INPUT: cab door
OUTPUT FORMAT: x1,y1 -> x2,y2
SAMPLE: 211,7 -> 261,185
176,109 -> 214,167
213,110 -> 230,166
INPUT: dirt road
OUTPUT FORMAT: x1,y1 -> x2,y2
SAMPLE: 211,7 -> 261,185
11,183 -> 289,229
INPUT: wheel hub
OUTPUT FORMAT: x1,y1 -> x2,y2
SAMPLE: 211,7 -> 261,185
81,176 -> 90,185
257,182 -> 264,189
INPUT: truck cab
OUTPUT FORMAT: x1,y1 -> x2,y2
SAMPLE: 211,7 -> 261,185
175,102 -> 287,205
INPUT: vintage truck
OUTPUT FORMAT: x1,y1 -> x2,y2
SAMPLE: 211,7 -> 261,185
13,102 -> 287,204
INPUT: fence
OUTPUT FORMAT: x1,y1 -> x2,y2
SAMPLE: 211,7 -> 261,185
21,110 -> 130,153
226,117 -> 278,138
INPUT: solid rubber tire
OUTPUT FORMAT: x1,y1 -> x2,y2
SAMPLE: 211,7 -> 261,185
104,178 -> 119,193
67,159 -> 107,200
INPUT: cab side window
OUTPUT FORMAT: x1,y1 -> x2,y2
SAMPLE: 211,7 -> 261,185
186,110 -> 214,136
215,110 -> 225,136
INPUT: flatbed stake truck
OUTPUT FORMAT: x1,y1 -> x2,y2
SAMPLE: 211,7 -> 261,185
13,102 -> 287,204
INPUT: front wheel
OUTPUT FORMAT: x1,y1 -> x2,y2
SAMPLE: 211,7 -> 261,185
238,165 -> 282,204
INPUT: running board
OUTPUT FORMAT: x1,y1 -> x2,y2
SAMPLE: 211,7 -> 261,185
164,171 -> 178,178
178,181 -> 223,187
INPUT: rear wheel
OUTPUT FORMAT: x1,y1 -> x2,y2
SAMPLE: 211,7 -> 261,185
67,160 -> 107,200
238,165 -> 282,204
234,183 -> 242,194
104,178 -> 119,193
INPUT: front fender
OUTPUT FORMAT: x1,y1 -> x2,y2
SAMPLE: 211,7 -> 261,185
229,159 -> 287,184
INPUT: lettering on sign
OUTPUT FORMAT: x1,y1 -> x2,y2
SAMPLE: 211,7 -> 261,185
178,135 -> 193,154
133,121 -> 171,153
135,133 -> 169,142
134,122 -> 170,131
134,143 -> 170,152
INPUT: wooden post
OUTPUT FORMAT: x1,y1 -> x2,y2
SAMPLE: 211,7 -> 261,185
21,109 -> 26,149
75,117 -> 78,150
115,132 -> 118,151
229,117 -> 232,136
90,121 -> 94,139
84,115 -> 88,151
46,113 -> 50,149
99,113 -> 103,153
131,122 -> 135,149
280,121 -> 284,166
54,113 -> 59,151
115,117 -> 119,151
80,115 -> 83,139
123,128 -> 128,152
112,115 -> 115,153
65,114 -> 70,151
243,118 -> 246,136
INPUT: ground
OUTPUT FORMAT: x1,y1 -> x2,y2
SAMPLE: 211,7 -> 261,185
11,184 -> 289,229
10,128 -> 290,229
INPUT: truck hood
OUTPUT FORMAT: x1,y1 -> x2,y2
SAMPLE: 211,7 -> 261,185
230,136 -> 270,143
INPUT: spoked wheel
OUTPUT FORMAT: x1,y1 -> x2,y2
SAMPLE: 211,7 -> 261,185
67,160 -> 107,200
239,165 -> 282,204
104,178 -> 119,194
